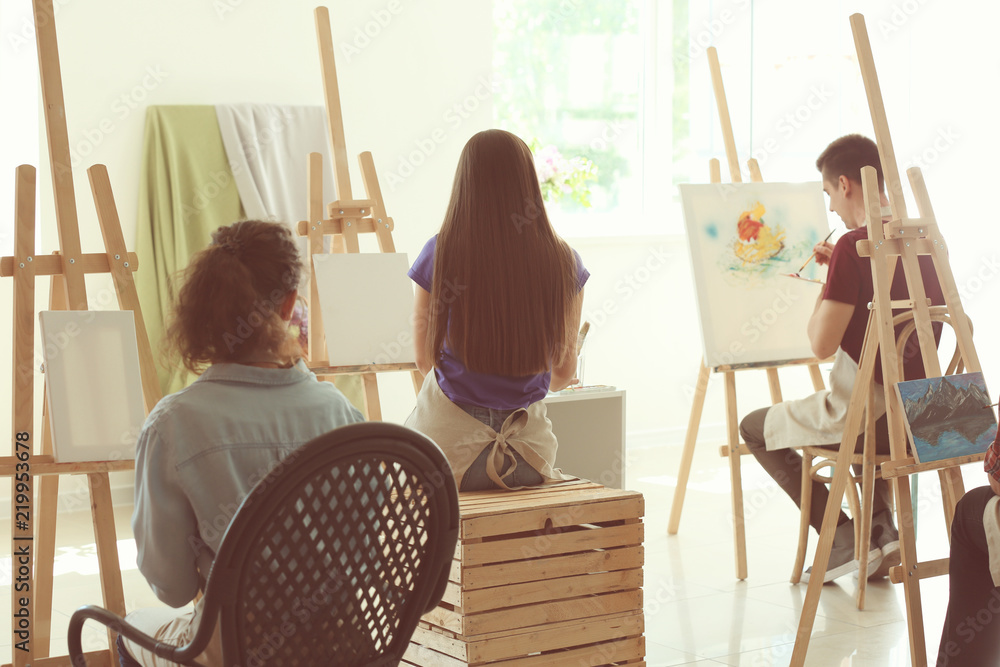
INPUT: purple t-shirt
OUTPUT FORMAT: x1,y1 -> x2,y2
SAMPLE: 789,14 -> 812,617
408,235 -> 590,410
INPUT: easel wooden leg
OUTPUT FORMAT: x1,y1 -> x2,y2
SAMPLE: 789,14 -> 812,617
34,263 -> 68,659
33,475 -> 59,658
893,472 -> 927,667
765,367 -> 782,403
668,361 -> 710,535
791,452 -> 812,584
791,439 -> 856,666
724,371 -> 747,580
938,467 -> 964,539
410,370 -> 424,395
808,363 -> 825,391
89,473 -> 125,663
362,373 -> 382,421
792,313 -> 877,665
11,165 -> 37,667
856,392 -> 877,609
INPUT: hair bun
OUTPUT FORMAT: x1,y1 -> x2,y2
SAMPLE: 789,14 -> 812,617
213,234 -> 245,256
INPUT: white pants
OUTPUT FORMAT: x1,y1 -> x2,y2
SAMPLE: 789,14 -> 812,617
121,598 -> 222,667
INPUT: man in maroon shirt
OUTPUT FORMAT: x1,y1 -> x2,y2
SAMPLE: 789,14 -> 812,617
740,134 -> 944,583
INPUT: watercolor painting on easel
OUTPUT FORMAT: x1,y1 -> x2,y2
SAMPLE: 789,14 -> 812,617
895,373 -> 997,464
679,182 -> 831,368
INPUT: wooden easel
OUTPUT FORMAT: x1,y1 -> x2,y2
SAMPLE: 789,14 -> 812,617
668,46 -> 827,580
297,6 -> 422,419
1,1 -> 161,665
791,14 -> 978,666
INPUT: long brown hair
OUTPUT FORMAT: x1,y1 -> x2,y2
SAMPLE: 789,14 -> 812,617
166,220 -> 302,373
428,129 -> 578,376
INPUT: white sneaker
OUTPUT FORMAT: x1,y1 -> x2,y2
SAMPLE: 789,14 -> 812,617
802,519 -> 882,584
870,511 -> 901,579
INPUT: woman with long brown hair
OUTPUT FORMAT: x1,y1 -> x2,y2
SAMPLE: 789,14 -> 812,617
120,221 -> 363,666
405,129 -> 588,491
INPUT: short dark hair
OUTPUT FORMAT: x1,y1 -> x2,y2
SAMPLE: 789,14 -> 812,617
815,134 -> 884,193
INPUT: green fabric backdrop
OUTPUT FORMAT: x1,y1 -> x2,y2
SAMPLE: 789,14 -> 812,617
134,105 -> 365,412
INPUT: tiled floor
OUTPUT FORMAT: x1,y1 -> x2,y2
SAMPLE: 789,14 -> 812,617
0,439 -> 983,665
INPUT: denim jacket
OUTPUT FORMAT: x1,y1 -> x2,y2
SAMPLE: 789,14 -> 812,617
132,360 -> 364,607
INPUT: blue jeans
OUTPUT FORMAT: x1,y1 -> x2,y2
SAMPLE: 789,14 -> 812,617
455,402 -> 544,491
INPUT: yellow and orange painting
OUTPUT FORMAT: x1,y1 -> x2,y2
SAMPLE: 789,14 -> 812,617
734,201 -> 785,266
704,199 -> 814,286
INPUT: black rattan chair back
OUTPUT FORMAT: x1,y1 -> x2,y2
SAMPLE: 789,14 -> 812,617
199,422 -> 459,665
68,423 -> 458,666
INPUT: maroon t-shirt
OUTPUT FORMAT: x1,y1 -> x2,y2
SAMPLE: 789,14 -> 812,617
822,227 -> 944,384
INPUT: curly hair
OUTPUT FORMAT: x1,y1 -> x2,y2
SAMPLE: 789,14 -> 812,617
165,220 -> 303,374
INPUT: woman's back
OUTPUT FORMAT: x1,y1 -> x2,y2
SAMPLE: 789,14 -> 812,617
134,361 -> 362,598
405,130 -> 587,491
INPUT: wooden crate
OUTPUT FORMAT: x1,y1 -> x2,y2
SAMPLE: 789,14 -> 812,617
405,481 -> 645,666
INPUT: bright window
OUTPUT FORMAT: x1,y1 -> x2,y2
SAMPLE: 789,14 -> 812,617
493,0 -> 645,237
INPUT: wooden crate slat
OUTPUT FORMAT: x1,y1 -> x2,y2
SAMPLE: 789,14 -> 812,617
458,486 -> 636,514
441,578 -> 462,607
403,640 -> 466,667
461,545 -> 643,590
462,568 -> 643,613
465,588 -> 642,637
425,589 -> 642,636
410,624 -> 468,661
461,496 -> 644,540
467,610 -> 644,664
484,635 -> 646,667
461,522 -> 644,566
458,488 -> 640,520
455,482 -> 605,508
413,484 -> 645,665
410,611 -> 644,665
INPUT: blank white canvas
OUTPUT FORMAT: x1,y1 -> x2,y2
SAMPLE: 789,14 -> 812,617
679,182 -> 831,368
39,311 -> 145,462
312,253 -> 416,366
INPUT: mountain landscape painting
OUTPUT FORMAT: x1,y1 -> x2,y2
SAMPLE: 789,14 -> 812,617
895,373 -> 998,463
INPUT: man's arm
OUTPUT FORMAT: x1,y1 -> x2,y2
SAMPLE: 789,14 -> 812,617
806,293 -> 854,359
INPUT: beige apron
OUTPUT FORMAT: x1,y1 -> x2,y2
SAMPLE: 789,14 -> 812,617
763,347 -> 886,451
404,372 -> 575,490
983,496 -> 1000,586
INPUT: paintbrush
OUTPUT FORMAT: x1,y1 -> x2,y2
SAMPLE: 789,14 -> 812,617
788,229 -> 836,278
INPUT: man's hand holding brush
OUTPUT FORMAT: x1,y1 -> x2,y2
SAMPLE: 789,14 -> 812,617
812,236 -> 835,266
